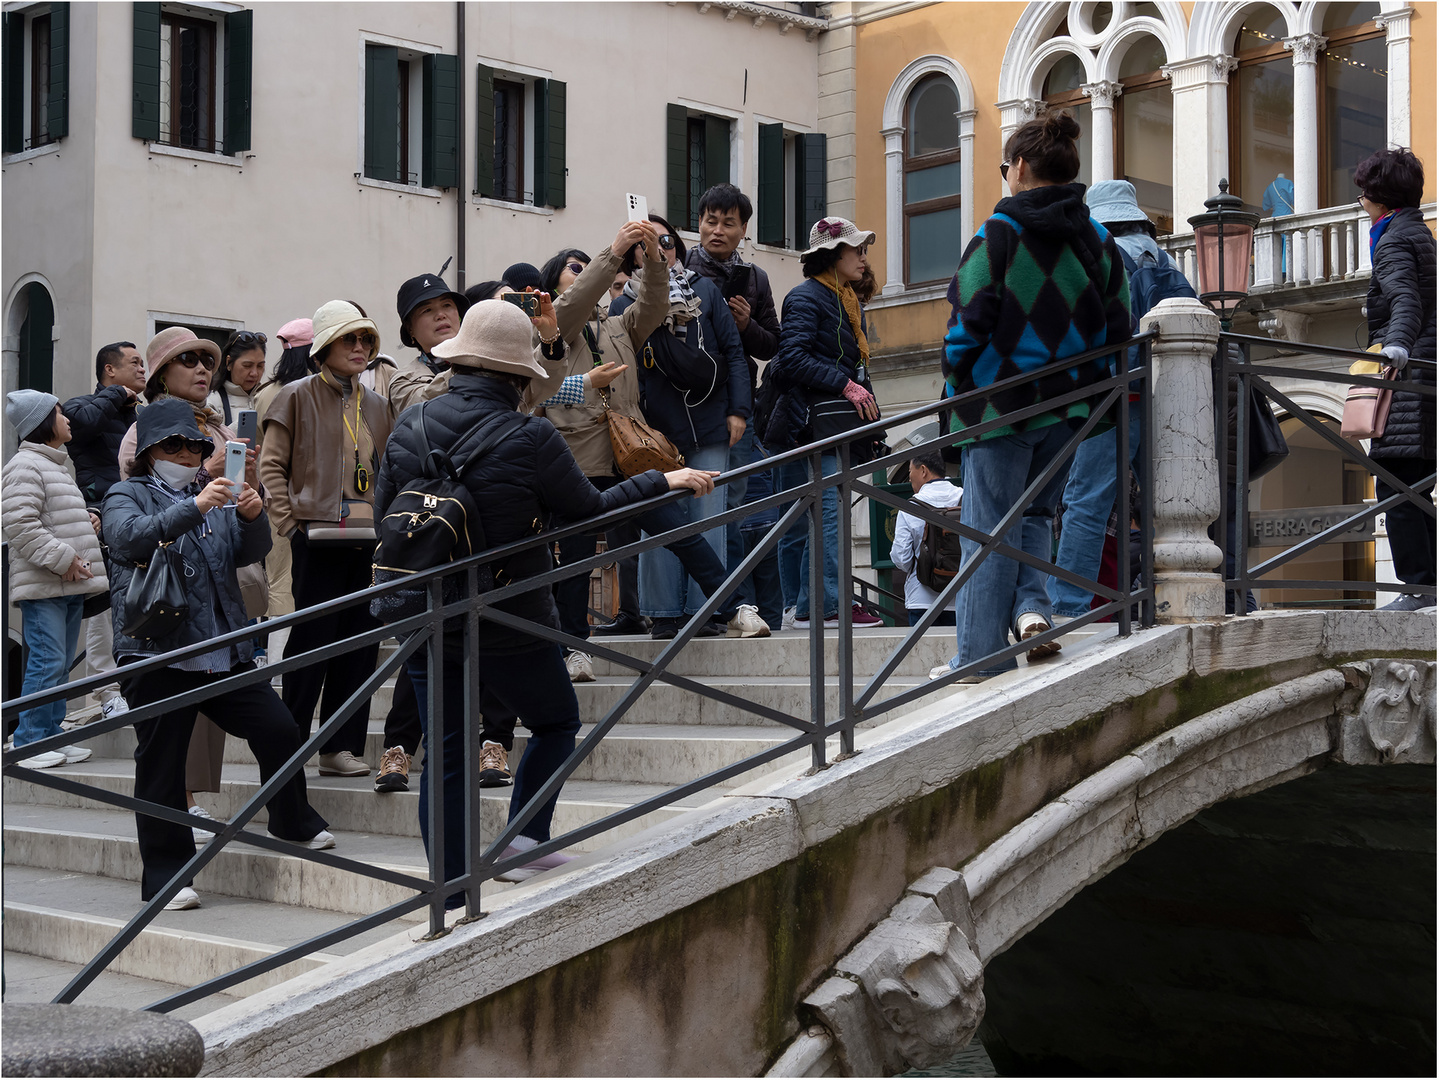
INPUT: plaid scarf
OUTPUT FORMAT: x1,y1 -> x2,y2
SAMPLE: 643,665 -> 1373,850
623,264 -> 703,334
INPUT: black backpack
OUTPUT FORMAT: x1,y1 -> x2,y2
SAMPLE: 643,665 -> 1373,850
370,406 -> 527,623
913,495 -> 964,593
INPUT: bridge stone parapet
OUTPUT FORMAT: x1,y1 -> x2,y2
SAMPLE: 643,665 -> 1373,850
190,608 -> 1433,1077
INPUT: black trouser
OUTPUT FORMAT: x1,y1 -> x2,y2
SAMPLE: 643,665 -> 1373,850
907,608 -> 956,627
555,476 -> 733,640
741,527 -> 785,627
1376,457 -> 1437,589
124,664 -> 327,900
284,533 -> 379,756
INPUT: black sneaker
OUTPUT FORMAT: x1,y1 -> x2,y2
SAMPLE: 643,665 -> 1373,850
477,741 -> 513,787
697,619 -> 723,638
651,617 -> 681,640
593,611 -> 649,635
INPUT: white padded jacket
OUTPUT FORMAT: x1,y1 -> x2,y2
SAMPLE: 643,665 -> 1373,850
2,443 -> 109,602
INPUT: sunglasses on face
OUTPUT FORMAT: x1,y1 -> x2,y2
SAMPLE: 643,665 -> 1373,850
1000,162 -> 1010,182
172,350 -> 217,372
155,436 -> 210,455
657,234 -> 676,251
338,331 -> 378,350
566,261 -> 587,275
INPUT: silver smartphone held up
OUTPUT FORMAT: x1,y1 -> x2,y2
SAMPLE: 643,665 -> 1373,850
626,192 -> 649,223
224,440 -> 246,503
234,408 -> 258,445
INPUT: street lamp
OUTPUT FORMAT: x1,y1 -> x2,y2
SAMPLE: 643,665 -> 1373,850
1187,179 -> 1261,330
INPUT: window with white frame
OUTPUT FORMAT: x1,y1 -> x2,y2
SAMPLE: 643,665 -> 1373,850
474,65 -> 566,208
363,39 -> 458,189
1,2 -> 69,155
903,74 -> 963,286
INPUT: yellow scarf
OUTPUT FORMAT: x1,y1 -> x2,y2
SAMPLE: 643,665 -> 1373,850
820,273 -> 870,364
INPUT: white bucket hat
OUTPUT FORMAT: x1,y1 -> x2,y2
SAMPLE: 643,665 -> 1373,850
431,300 -> 546,379
311,300 -> 380,361
803,216 -> 876,257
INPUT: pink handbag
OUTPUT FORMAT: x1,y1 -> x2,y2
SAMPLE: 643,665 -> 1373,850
1340,346 -> 1396,440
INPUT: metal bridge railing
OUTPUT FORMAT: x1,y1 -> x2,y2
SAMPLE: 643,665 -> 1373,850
1,331 -> 1154,1012
1216,332 -> 1437,613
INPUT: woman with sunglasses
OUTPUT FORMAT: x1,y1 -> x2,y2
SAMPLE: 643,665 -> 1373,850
258,301 -> 395,777
206,330 -> 267,428
104,398 -> 333,911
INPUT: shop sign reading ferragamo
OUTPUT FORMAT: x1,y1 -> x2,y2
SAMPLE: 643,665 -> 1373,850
1247,504 -> 1376,549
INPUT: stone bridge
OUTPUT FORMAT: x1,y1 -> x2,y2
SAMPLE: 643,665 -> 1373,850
192,607 -> 1435,1077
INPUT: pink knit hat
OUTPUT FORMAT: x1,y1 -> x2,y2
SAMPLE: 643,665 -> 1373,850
276,318 -> 314,349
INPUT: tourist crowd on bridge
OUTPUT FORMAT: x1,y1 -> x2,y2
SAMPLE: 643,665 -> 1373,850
4,110 -> 1433,908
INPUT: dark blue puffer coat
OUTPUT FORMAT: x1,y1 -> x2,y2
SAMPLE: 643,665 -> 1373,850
373,372 -> 670,651
613,273 -> 750,452
1367,206 -> 1436,460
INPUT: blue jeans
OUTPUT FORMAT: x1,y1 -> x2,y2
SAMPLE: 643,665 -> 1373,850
409,641 -> 582,902
778,453 -> 840,619
15,595 -> 85,748
640,442 -> 730,618
1049,400 -> 1142,617
950,425 -> 1073,677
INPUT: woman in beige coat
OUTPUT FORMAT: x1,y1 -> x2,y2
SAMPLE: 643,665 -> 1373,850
2,391 -> 108,768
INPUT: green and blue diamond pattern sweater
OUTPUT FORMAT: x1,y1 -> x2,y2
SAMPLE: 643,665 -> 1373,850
942,183 -> 1131,443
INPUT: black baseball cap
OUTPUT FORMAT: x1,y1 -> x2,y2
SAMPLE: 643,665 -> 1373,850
396,274 -> 470,348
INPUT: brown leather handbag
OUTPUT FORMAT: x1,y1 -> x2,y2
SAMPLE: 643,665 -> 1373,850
601,391 -> 684,476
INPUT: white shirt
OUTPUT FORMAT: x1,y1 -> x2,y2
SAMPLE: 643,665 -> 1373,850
890,478 -> 963,612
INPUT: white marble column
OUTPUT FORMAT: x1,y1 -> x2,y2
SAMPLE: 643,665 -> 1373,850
1164,56 -> 1236,227
958,108 -> 977,251
1081,81 -> 1122,184
1284,33 -> 1327,213
881,125 -> 905,296
994,98 -> 1045,197
1374,7 -> 1414,148
1144,297 -> 1225,622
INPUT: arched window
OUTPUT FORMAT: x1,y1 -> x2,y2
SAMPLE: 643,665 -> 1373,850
1041,53 -> 1092,188
1319,2 -> 1385,205
903,74 -> 963,286
1115,33 -> 1174,232
1230,6 -> 1294,216
17,282 -> 54,394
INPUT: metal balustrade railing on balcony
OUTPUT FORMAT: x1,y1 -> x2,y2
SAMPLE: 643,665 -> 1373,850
1216,332 -> 1436,614
1162,203 -> 1439,294
1,333 -> 1157,1012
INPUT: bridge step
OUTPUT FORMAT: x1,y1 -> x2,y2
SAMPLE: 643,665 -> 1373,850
1,950 -> 245,1023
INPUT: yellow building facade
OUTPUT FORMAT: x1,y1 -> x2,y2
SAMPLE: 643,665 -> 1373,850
821,0 -> 1435,603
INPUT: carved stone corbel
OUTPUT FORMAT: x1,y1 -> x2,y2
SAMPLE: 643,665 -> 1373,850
1256,308 -> 1313,343
1336,659 -> 1436,765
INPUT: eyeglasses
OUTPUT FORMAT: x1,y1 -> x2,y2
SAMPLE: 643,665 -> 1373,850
657,234 -> 676,251
566,261 -> 587,275
1356,194 -> 1372,206
172,350 -> 217,372
1000,162 -> 1010,182
230,330 -> 267,350
155,436 -> 210,455
338,331 -> 378,350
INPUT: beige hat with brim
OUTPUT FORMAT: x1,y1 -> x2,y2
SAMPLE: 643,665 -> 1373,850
311,300 -> 380,361
432,299 -> 547,380
803,216 -> 877,257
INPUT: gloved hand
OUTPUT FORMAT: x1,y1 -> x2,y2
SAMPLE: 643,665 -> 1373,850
1380,344 -> 1410,370
842,379 -> 879,420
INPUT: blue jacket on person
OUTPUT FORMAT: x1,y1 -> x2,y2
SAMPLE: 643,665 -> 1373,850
612,273 -> 750,453
771,276 -> 869,397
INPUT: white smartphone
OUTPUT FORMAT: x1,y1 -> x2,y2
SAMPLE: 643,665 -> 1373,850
626,192 -> 649,223
224,440 -> 246,503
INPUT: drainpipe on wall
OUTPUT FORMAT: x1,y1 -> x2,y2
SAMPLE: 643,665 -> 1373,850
455,1 -> 466,292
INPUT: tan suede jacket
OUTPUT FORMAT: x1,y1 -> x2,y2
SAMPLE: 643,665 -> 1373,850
257,373 -> 396,537
387,345 -> 570,418
546,244 -> 669,477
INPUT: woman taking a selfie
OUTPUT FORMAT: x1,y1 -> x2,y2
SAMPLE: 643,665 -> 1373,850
258,301 -> 395,777
104,399 -> 332,911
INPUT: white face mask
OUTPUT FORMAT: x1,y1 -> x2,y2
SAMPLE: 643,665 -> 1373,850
152,459 -> 200,490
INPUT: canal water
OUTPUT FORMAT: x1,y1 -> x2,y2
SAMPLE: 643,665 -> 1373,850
901,1040 -> 999,1076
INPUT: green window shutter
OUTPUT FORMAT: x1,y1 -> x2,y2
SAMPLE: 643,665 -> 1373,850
132,2 -> 161,142
757,123 -> 785,247
223,9 -> 252,153
363,43 -> 399,182
46,3 -> 68,140
666,102 -> 687,226
532,78 -> 550,207
3,13 -> 24,154
473,62 -> 494,197
545,78 -> 565,209
795,132 -> 828,248
422,53 -> 458,188
18,284 -> 55,394
703,114 -> 729,194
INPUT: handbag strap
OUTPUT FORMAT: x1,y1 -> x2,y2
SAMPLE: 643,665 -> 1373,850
412,402 -> 527,483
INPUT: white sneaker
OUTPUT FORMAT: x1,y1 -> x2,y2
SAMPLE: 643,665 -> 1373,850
726,605 -> 771,638
929,663 -> 956,681
565,650 -> 595,683
18,749 -> 66,769
269,828 -> 336,850
781,606 -> 798,631
189,803 -> 222,843
317,751 -> 370,776
164,887 -> 201,910
59,744 -> 92,764
928,664 -> 989,686
100,696 -> 130,722
1017,612 -> 1062,662
252,653 -> 269,670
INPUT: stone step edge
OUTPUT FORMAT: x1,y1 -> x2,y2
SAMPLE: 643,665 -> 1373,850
3,900 -> 349,1000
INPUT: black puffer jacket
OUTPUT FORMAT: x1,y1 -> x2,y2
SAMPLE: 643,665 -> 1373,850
62,384 -> 139,505
373,372 -> 670,651
684,249 -> 782,366
1368,206 -> 1436,459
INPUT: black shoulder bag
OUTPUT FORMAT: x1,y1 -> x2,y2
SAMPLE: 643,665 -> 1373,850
121,540 -> 190,639
370,407 -> 528,623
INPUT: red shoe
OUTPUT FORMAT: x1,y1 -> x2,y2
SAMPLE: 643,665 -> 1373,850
851,603 -> 883,627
